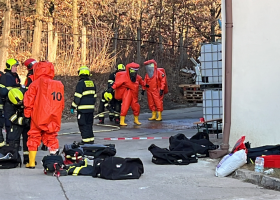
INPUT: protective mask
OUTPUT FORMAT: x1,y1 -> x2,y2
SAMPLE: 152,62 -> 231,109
145,63 -> 154,78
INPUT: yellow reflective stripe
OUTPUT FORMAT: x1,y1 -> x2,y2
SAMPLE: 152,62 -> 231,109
104,103 -> 109,107
82,90 -> 95,96
0,84 -> 5,88
101,99 -> 105,102
73,159 -> 88,176
82,137 -> 95,142
94,94 -> 97,98
115,113 -> 119,117
10,114 -> 17,122
71,102 -> 77,108
66,166 -> 76,173
78,105 -> 95,110
18,117 -> 23,125
23,151 -> 29,155
0,104 -> 3,109
74,92 -> 82,98
109,113 -> 114,115
99,114 -> 104,117
6,87 -> 13,90
108,80 -> 114,83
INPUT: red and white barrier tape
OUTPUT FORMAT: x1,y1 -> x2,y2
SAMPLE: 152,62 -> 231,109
104,137 -> 169,140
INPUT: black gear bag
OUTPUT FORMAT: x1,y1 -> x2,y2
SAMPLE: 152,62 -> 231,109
0,146 -> 22,169
80,144 -> 116,159
148,144 -> 198,165
42,155 -> 67,177
92,157 -> 144,180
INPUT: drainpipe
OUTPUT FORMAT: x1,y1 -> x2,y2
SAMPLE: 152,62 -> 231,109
209,0 -> 232,159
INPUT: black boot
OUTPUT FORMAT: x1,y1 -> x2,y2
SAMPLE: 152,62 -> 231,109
98,117 -> 104,124
23,154 -> 29,164
41,144 -> 48,151
115,117 -> 120,125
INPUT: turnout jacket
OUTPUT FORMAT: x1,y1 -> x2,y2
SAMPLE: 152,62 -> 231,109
71,75 -> 97,113
107,71 -> 117,89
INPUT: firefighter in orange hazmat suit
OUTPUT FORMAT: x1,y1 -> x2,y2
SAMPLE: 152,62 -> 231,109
143,59 -> 167,121
24,61 -> 65,169
109,62 -> 144,126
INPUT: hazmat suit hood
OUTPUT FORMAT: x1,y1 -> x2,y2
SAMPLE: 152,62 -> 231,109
33,61 -> 55,80
144,59 -> 158,78
126,62 -> 140,82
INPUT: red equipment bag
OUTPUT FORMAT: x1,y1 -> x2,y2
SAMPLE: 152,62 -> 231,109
231,136 -> 248,154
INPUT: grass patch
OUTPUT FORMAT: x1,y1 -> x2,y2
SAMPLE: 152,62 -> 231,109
241,163 -> 280,179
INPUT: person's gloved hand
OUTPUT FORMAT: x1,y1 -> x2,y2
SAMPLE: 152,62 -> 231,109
145,84 -> 149,88
141,90 -> 145,96
70,109 -> 75,114
107,87 -> 114,94
160,89 -> 164,96
24,118 -> 30,126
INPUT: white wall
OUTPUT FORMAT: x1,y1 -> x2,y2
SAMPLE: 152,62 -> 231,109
223,0 -> 280,148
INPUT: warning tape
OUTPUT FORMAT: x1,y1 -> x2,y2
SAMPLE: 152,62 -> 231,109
104,137 -> 169,141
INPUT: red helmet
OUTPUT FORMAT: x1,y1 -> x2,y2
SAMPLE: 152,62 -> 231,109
24,58 -> 37,70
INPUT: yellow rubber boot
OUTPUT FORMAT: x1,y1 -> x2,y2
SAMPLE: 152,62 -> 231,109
156,111 -> 162,121
134,116 -> 141,125
25,151 -> 37,169
148,111 -> 157,121
120,116 -> 127,126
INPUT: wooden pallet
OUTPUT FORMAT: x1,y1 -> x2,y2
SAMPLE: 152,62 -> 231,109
179,84 -> 201,91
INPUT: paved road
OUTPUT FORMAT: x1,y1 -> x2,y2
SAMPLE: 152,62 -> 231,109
1,107 -> 280,200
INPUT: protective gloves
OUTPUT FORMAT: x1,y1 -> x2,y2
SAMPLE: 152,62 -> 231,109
141,90 -> 145,96
70,109 -> 75,114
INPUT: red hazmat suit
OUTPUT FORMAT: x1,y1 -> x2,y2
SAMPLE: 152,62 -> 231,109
24,61 -> 64,151
112,62 -> 144,116
143,60 -> 167,112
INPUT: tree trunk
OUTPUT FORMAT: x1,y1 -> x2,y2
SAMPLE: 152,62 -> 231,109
81,26 -> 86,65
47,17 -> 53,62
73,0 -> 78,60
0,0 -> 11,71
32,0 -> 44,61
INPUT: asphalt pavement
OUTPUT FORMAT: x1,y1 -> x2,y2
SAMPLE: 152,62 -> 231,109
1,107 -> 280,200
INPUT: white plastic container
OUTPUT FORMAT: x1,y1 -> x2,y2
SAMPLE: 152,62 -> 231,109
255,157 -> 264,173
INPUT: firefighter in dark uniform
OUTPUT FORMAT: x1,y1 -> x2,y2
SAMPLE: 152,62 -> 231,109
3,58 -> 21,144
71,66 -> 96,144
0,71 -> 6,147
106,64 -> 125,124
97,91 -> 114,124
6,88 -> 30,159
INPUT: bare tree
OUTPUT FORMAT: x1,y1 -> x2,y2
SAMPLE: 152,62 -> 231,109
0,0 -> 11,71
32,0 -> 44,60
73,0 -> 78,60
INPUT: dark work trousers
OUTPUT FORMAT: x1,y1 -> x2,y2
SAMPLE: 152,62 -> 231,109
22,125 -> 29,152
7,124 -> 23,150
0,115 -> 4,144
77,112 -> 94,139
114,100 -> 122,121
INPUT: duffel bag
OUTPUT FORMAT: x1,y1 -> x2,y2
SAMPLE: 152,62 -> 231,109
81,144 -> 116,159
0,146 -> 22,169
66,159 -> 94,176
42,155 -> 67,177
93,157 -> 144,180
148,144 -> 197,165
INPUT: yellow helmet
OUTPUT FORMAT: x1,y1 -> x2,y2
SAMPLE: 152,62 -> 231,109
8,88 -> 23,105
104,92 -> 113,101
6,58 -> 19,70
117,64 -> 125,71
78,66 -> 90,76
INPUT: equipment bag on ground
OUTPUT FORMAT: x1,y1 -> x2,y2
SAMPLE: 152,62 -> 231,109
148,144 -> 198,165
0,146 -> 22,169
169,133 -> 215,157
247,145 -> 280,164
63,143 -> 84,163
92,157 -> 144,180
42,155 -> 67,176
81,144 -> 116,159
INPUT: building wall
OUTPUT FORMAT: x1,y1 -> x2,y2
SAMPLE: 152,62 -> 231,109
223,0 -> 280,148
